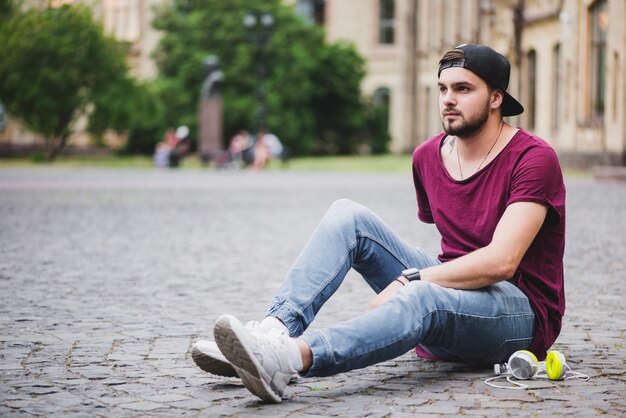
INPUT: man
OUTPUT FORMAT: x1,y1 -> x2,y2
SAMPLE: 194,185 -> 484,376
191,44 -> 566,403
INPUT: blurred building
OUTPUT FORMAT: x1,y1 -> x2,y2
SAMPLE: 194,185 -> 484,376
36,0 -> 161,79
2,0 -> 625,166
297,0 -> 624,166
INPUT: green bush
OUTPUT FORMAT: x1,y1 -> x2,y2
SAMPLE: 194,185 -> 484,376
152,0 -> 390,156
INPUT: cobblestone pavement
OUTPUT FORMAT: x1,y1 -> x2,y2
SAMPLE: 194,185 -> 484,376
0,167 -> 624,417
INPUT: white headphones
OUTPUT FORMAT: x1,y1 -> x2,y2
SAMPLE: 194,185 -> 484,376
485,350 -> 589,389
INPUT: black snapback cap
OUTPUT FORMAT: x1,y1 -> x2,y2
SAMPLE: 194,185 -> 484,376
438,44 -> 524,117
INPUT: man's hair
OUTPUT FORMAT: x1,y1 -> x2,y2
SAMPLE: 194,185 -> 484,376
439,49 -> 465,65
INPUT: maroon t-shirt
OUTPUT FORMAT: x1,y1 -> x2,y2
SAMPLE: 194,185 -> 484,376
412,128 -> 566,360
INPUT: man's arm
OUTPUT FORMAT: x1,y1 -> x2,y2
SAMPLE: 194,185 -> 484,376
367,201 -> 548,311
419,201 -> 548,289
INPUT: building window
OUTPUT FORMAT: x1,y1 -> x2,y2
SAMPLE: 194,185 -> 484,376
295,0 -> 325,26
425,86 -> 432,138
102,0 -> 141,42
379,0 -> 395,44
373,86 -> 391,133
527,50 -> 537,130
373,87 -> 391,108
552,44 -> 561,130
589,0 -> 608,120
612,52 -> 619,121
373,87 -> 391,114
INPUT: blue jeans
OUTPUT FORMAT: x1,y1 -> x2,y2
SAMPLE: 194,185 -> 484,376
266,199 -> 535,377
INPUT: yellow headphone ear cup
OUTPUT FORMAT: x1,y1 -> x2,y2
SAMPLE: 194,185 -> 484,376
546,351 -> 566,380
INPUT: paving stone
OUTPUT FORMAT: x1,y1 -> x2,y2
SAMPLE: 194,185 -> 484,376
168,398 -> 214,410
5,400 -> 35,409
117,400 -> 166,411
413,403 -> 461,414
143,393 -> 190,403
40,391 -> 83,407
96,395 -> 139,406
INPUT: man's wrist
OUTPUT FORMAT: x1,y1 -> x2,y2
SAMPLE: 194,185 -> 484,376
395,277 -> 409,286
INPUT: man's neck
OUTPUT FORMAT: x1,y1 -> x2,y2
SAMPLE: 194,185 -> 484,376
441,118 -> 515,181
456,118 -> 505,161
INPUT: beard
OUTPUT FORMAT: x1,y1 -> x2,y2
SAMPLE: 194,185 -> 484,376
442,98 -> 490,137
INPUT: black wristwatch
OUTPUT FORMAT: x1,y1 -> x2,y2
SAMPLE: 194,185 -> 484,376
401,268 -> 421,281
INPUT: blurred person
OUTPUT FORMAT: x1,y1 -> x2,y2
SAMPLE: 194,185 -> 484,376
166,128 -> 179,148
169,125 -> 190,168
261,130 -> 284,159
191,44 -> 566,403
153,141 -> 170,168
228,129 -> 253,168
153,128 -> 176,168
250,130 -> 271,171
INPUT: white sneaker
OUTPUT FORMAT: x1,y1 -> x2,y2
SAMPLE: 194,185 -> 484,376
213,314 -> 299,403
191,340 -> 239,377
191,320 -> 261,377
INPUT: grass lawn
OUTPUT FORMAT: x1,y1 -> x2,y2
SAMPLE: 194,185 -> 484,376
0,152 -> 590,177
0,153 -> 415,173
275,154 -> 413,173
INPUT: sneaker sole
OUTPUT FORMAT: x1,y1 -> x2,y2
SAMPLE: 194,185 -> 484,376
191,345 -> 239,378
214,315 -> 282,403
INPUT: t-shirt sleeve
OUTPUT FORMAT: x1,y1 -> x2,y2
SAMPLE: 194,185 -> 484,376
412,146 -> 434,223
508,146 -> 565,225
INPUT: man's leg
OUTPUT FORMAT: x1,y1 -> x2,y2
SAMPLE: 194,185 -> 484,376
213,279 -> 534,402
267,199 -> 440,337
196,198 -> 438,378
301,279 -> 536,376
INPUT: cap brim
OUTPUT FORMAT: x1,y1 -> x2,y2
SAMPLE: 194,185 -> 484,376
502,92 -> 524,117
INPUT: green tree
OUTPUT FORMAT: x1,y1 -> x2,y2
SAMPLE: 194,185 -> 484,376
0,0 -> 15,19
0,4 -> 135,160
89,76 -> 165,154
116,81 -> 166,155
152,0 -> 385,156
310,42 -> 367,154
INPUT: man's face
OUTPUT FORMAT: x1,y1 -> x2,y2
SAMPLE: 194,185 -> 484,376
438,67 -> 492,137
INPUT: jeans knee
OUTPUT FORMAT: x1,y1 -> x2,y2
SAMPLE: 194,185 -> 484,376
329,198 -> 374,220
326,199 -> 361,224
329,198 -> 357,213
322,199 -> 379,239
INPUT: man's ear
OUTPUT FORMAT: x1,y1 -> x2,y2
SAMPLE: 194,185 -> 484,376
491,90 -> 504,110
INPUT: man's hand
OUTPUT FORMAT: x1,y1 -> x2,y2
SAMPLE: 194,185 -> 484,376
367,277 -> 408,311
